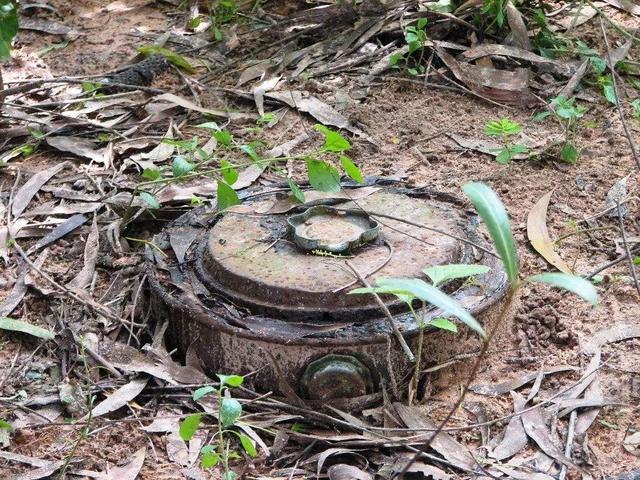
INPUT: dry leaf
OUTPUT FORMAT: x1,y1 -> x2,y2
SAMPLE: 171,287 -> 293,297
105,447 -> 146,480
66,216 -> 99,290
327,464 -> 373,480
461,44 -> 574,77
521,406 -> 578,469
12,162 -> 68,218
84,378 -> 148,419
582,324 -> 640,355
574,377 -> 603,438
623,432 -> 640,456
506,1 -> 531,51
490,392 -> 528,460
470,365 -> 575,395
29,214 -> 88,254
151,93 -> 255,121
46,136 -> 107,164
253,75 -> 282,116
527,190 -> 572,274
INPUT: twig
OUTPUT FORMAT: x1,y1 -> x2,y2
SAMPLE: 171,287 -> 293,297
617,203 -> 640,295
558,411 -> 577,480
599,16 -> 640,170
345,260 -> 415,363
586,247 -> 640,279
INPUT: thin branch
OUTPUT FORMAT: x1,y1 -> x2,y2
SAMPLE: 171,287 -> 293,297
599,16 -> 640,170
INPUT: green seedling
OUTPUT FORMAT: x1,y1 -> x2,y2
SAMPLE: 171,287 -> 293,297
550,96 -> 586,164
484,118 -> 529,164
181,374 -> 256,479
389,18 -> 429,76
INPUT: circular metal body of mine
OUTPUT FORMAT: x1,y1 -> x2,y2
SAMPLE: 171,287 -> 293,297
146,186 -> 509,405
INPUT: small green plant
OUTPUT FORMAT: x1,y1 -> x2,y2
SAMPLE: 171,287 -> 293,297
389,18 -> 429,76
130,123 -> 363,227
631,98 -> 640,118
484,118 -> 529,164
550,96 -> 586,164
0,0 -> 18,60
481,0 -> 508,29
209,0 -> 238,42
180,374 -> 256,479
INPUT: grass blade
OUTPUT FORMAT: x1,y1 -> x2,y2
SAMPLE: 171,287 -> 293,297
376,278 -> 485,338
463,182 -> 519,288
0,317 -> 54,340
528,273 -> 598,305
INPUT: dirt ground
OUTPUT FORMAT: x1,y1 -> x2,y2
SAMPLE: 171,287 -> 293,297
1,0 -> 640,479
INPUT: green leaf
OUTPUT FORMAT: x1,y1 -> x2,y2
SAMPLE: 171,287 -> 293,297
369,278 -> 485,338
631,98 -> 640,118
0,0 -> 19,59
340,155 -> 364,184
201,446 -> 220,468
423,264 -> 490,287
221,159 -> 239,185
0,317 -> 55,340
429,317 -> 458,332
533,111 -> 551,122
510,144 -> 529,154
220,397 -> 242,427
217,374 -> 244,387
142,168 -> 161,181
599,75 -> 617,105
496,149 -> 512,164
528,273 -> 598,305
193,386 -> 216,401
463,182 -> 519,288
484,118 -> 522,137
314,125 -> 351,153
389,53 -> 403,66
223,472 -> 238,480
195,121 -> 221,130
560,143 -> 579,164
179,413 -> 203,441
237,432 -> 257,457
552,96 -> 586,120
172,156 -> 195,178
213,129 -> 233,147
216,181 -> 240,210
349,286 -> 415,305
0,418 -> 13,431
288,178 -> 305,203
239,144 -> 260,162
137,45 -> 194,72
306,159 -> 341,192
417,17 -> 428,29
139,191 -> 160,210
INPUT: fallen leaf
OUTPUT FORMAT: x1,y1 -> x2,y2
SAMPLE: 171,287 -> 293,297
623,432 -> 640,456
253,74 -> 281,116
461,44 -> 574,77
46,136 -> 106,164
437,48 -> 539,106
0,249 -> 48,316
527,190 -> 572,274
470,365 -> 576,395
105,447 -> 146,480
266,90 -> 367,137
521,405 -> 578,469
8,460 -> 65,480
12,162 -> 68,218
582,324 -> 640,355
506,1 -> 531,51
150,93 -> 255,121
29,214 -> 88,254
606,174 -> 630,218
0,317 -> 55,340
84,378 -> 148,419
490,392 -> 528,460
574,378 -> 603,439
600,0 -> 640,16
66,216 -> 99,290
169,227 -> 200,264
316,448 -> 364,476
328,464 -> 373,480
552,4 -> 598,29
19,17 -> 81,39
394,403 -> 477,471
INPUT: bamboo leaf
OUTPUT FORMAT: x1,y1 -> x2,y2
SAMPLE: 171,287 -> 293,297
463,182 -> 519,287
528,273 -> 598,305
527,190 -> 572,274
375,278 -> 485,338
0,317 -> 55,340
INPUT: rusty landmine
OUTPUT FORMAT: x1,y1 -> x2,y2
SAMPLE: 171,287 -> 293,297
146,185 -> 509,405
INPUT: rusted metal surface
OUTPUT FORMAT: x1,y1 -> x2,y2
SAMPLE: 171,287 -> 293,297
147,187 -> 509,401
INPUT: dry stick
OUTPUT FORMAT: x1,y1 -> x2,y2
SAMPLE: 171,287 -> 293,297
599,16 -> 640,171
559,410 -> 578,480
394,287 -> 517,478
617,203 -> 640,295
345,260 -> 415,363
